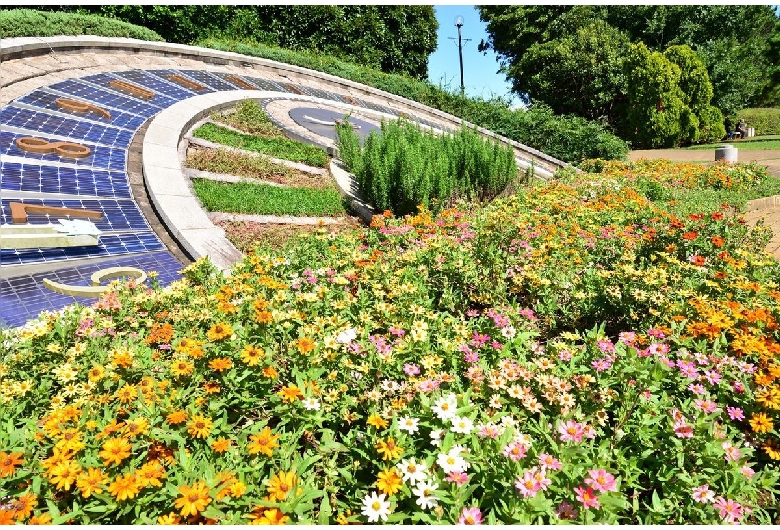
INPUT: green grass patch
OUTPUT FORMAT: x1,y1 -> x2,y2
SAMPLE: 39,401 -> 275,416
0,8 -> 163,40
186,147 -> 294,179
193,122 -> 329,168
192,178 -> 346,216
657,175 -> 780,217
685,136 -> 780,150
211,99 -> 287,139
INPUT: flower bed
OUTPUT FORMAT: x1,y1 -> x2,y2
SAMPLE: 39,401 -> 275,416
1,162 -> 779,524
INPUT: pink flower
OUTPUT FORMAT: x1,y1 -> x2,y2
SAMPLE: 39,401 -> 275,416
597,339 -> 615,353
687,383 -> 706,395
558,350 -> 573,361
502,441 -> 528,461
446,471 -> 469,487
403,363 -> 420,376
592,358 -> 612,372
538,453 -> 562,471
704,370 -> 722,385
457,506 -> 483,525
712,496 -> 745,524
727,407 -> 744,421
574,485 -> 600,509
721,441 -> 742,463
694,399 -> 719,414
674,420 -> 694,439
584,469 -> 617,493
515,470 -> 542,498
647,327 -> 666,339
558,420 -> 585,443
618,331 -> 637,346
740,465 -> 755,479
692,484 -> 715,504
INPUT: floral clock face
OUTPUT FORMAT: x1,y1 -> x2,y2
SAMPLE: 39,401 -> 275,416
288,106 -> 382,144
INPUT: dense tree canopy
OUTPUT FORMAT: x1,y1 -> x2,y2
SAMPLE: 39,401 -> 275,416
478,5 -> 779,114
20,5 -> 439,79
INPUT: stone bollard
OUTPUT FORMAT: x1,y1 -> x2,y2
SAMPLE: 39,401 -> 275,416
715,144 -> 737,163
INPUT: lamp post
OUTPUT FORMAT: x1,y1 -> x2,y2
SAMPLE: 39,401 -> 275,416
455,15 -> 465,94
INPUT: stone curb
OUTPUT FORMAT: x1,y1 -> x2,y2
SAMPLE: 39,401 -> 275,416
746,195 -> 780,213
1,36 -> 569,176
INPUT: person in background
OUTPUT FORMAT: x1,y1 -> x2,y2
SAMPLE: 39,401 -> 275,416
736,119 -> 748,139
724,116 -> 734,140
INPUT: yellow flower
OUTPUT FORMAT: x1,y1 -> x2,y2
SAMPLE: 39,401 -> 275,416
376,468 -> 403,496
87,365 -> 105,382
211,438 -> 233,453
157,513 -> 182,524
208,357 -> 233,372
207,322 -> 233,341
241,345 -> 265,366
99,437 -> 132,467
247,426 -> 280,456
123,417 -> 149,438
48,459 -> 82,491
174,481 -> 211,517
187,414 -> 213,439
76,467 -> 108,498
266,470 -> 297,502
375,437 -> 403,461
367,414 -> 389,430
108,472 -> 141,501
277,385 -> 303,403
749,412 -> 774,434
137,460 -> 167,488
295,337 -> 317,355
248,507 -> 289,525
170,359 -> 194,377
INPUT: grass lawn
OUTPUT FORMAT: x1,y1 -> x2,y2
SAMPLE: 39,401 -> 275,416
192,178 -> 346,216
686,135 -> 780,150
193,122 -> 329,168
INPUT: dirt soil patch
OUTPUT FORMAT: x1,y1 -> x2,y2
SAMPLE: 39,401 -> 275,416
213,217 -> 363,254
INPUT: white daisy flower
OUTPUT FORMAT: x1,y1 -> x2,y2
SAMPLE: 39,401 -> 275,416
432,393 -> 458,420
429,429 -> 445,447
396,458 -> 429,485
361,491 -> 391,523
303,397 -> 321,411
436,448 -> 469,474
450,415 -> 474,435
398,416 -> 420,434
412,479 -> 439,510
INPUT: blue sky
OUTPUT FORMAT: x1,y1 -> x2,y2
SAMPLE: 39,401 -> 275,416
426,5 -> 517,105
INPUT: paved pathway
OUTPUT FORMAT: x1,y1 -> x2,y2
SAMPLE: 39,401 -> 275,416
629,148 -> 780,260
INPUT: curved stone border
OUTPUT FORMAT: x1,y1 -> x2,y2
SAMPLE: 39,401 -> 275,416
1,36 -> 569,177
746,194 -> 780,213
143,91 -> 384,271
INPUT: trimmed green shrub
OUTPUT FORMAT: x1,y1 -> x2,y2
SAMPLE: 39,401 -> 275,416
336,118 -> 517,216
0,8 -> 163,41
736,108 -> 780,136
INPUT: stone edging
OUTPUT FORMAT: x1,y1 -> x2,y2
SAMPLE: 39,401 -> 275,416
143,91 -> 379,271
746,195 -> 780,213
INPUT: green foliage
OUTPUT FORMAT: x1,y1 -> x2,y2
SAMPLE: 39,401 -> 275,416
0,8 -> 163,40
202,39 -> 630,164
512,20 -> 630,121
336,119 -> 517,216
26,5 -> 438,80
193,122 -> 329,168
736,108 -> 780,136
478,5 -> 779,114
192,179 -> 346,217
211,100 -> 286,139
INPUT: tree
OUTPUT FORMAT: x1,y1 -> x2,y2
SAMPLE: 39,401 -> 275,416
511,21 -> 629,122
478,5 -> 779,114
27,6 -> 439,79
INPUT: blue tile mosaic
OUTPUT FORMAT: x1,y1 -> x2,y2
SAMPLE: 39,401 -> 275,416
178,69 -> 249,92
0,232 -> 165,266
0,106 -> 134,148
0,131 -> 126,172
47,79 -> 163,118
110,70 -> 195,102
146,70 -> 216,95
207,72 -> 264,91
1,198 -> 151,232
243,76 -> 288,92
0,162 -> 131,199
79,73 -> 176,109
16,90 -> 148,131
0,251 -> 184,328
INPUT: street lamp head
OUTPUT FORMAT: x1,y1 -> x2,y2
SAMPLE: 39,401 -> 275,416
455,15 -> 464,27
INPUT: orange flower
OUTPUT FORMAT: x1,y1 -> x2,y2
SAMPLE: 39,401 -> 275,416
375,437 -> 403,461
171,359 -> 194,377
137,460 -> 167,488
241,345 -> 265,366
247,426 -> 280,456
166,410 -> 187,425
108,472 -> 142,501
204,381 -> 221,394
248,507 -> 289,525
691,255 -> 706,267
211,438 -> 233,453
123,417 -> 149,438
158,513 -> 182,524
367,414 -> 389,430
76,467 -> 108,498
255,311 -> 274,324
99,437 -> 132,467
174,481 -> 211,517
262,366 -> 279,379
28,513 -> 52,525
48,459 -> 82,490
115,384 -> 138,404
0,451 -> 24,477
749,412 -> 774,434
294,337 -> 317,355
187,414 -> 213,439
711,235 -> 725,248
0,510 -> 14,525
9,492 -> 37,521
207,322 -> 233,341
208,357 -> 233,372
265,470 -> 297,502
683,231 -> 698,241
277,385 -> 303,403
